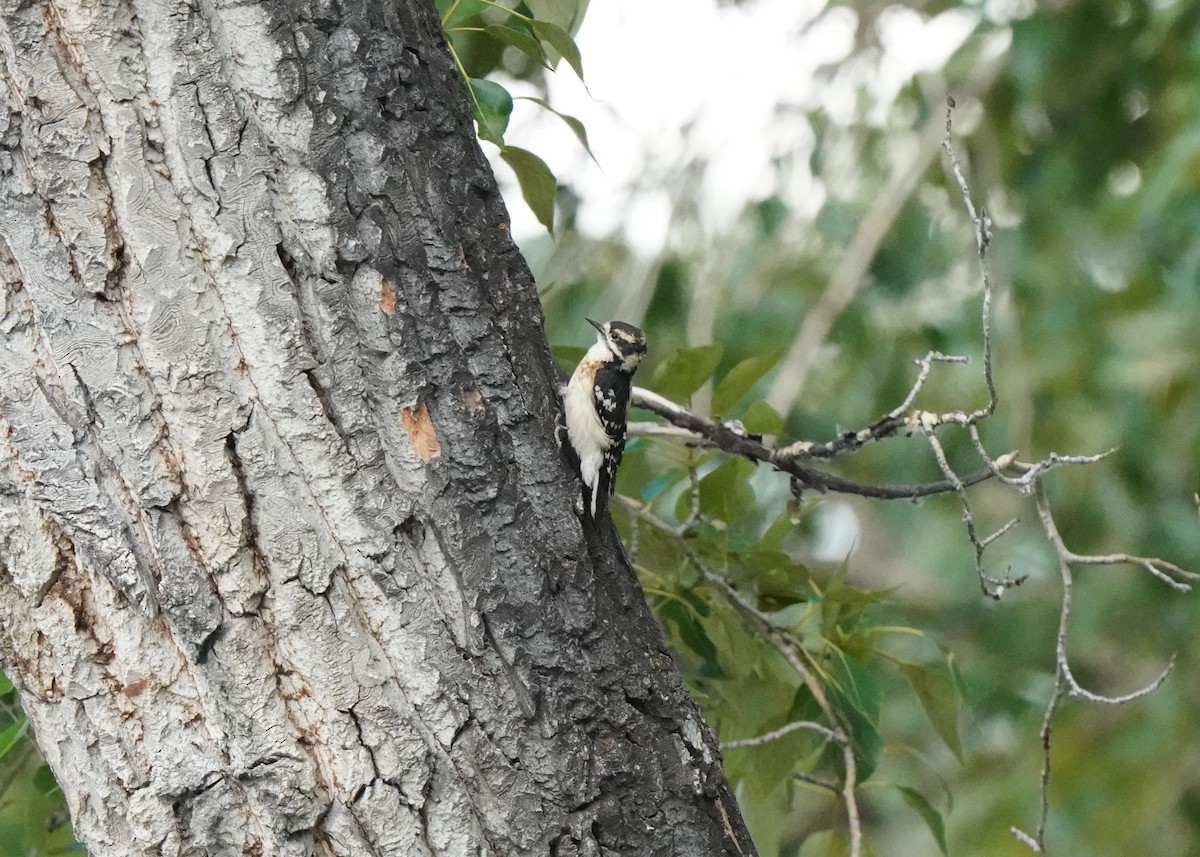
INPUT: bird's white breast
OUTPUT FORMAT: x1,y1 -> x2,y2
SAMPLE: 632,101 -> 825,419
564,349 -> 615,492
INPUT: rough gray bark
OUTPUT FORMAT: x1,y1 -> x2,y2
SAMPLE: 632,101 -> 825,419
0,0 -> 757,855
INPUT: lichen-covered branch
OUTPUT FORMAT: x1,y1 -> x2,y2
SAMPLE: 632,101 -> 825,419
631,386 -> 996,501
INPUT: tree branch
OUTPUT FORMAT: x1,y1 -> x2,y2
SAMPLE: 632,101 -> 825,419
631,386 -> 995,501
722,720 -> 842,750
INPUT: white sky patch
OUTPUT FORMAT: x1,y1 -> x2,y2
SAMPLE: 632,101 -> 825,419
489,0 -> 983,253
872,6 -> 979,116
811,500 -> 861,563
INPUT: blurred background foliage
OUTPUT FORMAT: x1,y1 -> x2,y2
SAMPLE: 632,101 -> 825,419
6,0 -> 1200,855
0,672 -> 74,856
447,0 -> 1200,854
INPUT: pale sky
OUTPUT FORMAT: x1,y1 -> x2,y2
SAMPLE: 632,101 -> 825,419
489,0 -> 984,252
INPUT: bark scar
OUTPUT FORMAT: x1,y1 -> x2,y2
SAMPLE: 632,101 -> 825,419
402,403 -> 441,461
380,277 -> 397,315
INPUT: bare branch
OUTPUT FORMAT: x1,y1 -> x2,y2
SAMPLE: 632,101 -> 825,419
723,720 -> 842,749
795,771 -> 841,793
1062,657 -> 1175,705
935,101 -> 1195,854
1036,484 -> 1181,701
1000,446 -> 1121,493
775,352 -> 971,462
842,740 -> 862,857
942,98 -> 998,422
1010,827 -> 1043,853
1068,552 -> 1194,592
889,352 -> 971,419
981,517 -> 1020,547
627,421 -> 713,443
1011,482 -> 1187,854
1035,481 -> 1196,593
921,426 -> 1027,598
632,386 -> 996,501
1010,670 -> 1062,854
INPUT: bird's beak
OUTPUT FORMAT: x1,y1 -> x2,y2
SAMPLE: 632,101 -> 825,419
586,318 -> 605,334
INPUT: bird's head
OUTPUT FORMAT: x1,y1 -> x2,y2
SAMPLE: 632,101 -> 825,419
588,318 -> 647,371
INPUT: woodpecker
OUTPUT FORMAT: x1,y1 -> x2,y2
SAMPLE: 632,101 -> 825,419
562,318 -> 647,519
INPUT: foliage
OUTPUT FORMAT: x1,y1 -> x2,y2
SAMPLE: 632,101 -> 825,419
533,2 -> 1200,855
592,358 -> 966,856
435,0 -> 594,232
0,670 -> 77,857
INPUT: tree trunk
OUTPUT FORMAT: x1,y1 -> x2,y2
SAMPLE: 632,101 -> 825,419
0,0 -> 756,854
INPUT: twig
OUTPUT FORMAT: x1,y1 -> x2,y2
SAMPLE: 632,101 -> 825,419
1008,482 -> 1186,853
842,741 -> 862,857
677,458 -> 701,535
795,770 -> 841,793
1030,484 -> 1194,593
921,426 -> 1027,599
627,421 -> 712,443
1010,674 -> 1059,853
723,720 -> 842,749
776,352 -> 970,462
942,97 -> 998,421
1035,483 -> 1180,704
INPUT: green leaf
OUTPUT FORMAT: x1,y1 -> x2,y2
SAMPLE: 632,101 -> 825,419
760,504 -> 811,550
694,456 -> 755,522
764,602 -> 809,632
552,344 -> 587,374
898,660 -> 965,761
484,24 -> 549,67
0,668 -> 12,695
530,20 -> 585,80
896,785 -> 950,856
825,582 -> 897,610
651,344 -> 723,402
676,559 -> 702,589
713,351 -> 782,414
825,655 -> 883,780
640,468 -> 685,504
467,77 -> 512,145
798,830 -> 850,857
740,399 -> 784,435
437,0 -> 489,28
32,763 -> 60,797
499,145 -> 557,233
0,717 -> 28,759
516,97 -> 597,163
732,547 -> 810,605
526,0 -> 589,33
659,598 -> 717,664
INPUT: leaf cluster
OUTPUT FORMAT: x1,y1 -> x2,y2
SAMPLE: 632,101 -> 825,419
436,0 -> 594,233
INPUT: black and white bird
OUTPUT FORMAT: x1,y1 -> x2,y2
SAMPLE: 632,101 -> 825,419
562,318 -> 647,519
